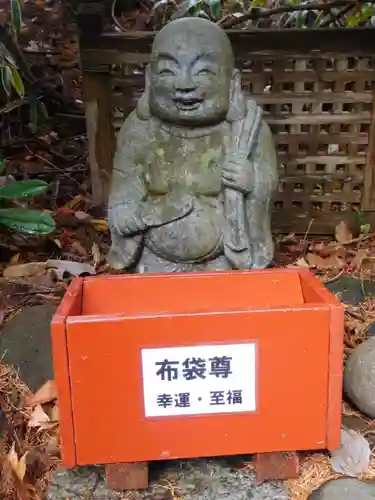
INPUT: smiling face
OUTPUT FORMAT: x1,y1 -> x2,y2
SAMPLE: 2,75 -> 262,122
148,18 -> 234,127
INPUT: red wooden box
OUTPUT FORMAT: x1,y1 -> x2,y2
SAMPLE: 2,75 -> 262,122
51,268 -> 344,469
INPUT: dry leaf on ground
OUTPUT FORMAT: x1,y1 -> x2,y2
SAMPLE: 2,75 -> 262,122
50,403 -> 59,422
7,444 -> 28,481
306,253 -> 345,270
331,428 -> 371,477
3,262 -> 47,278
286,257 -> 310,268
46,259 -> 95,278
26,380 -> 57,407
91,242 -> 101,267
351,249 -> 370,270
74,210 -> 91,220
28,404 -> 50,428
335,221 -> 353,244
90,219 -> 108,232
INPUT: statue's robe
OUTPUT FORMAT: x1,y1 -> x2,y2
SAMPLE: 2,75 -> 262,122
108,100 -> 278,273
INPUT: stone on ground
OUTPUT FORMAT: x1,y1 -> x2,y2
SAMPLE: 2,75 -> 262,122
344,337 -> 375,418
308,478 -> 375,499
0,304 -> 56,391
47,460 -> 289,500
324,276 -> 375,306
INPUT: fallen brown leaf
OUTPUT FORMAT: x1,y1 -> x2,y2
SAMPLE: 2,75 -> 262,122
92,242 -> 101,267
7,443 -> 28,481
351,249 -> 370,270
3,262 -> 47,278
28,404 -> 50,428
9,253 -> 20,266
26,380 -> 57,407
294,257 -> 310,268
306,252 -> 345,270
46,259 -> 95,278
90,218 -> 108,232
51,403 -> 59,422
74,210 -> 91,221
70,240 -> 88,258
45,434 -> 60,457
335,220 -> 353,244
63,194 -> 84,211
311,241 -> 333,258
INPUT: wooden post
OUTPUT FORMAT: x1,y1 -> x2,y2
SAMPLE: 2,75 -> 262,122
82,72 -> 114,206
78,3 -> 115,206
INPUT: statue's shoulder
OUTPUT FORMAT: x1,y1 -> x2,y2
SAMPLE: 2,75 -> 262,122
117,110 -> 151,147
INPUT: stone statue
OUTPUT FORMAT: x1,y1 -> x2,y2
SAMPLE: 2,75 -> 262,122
107,17 -> 278,273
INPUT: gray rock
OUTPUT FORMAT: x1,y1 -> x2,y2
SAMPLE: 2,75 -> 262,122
308,478 -> 375,499
0,304 -> 56,391
344,337 -> 375,418
107,17 -> 278,273
365,321 -> 375,338
324,276 -> 375,306
324,276 -> 364,305
47,459 -> 289,500
47,467 -> 101,499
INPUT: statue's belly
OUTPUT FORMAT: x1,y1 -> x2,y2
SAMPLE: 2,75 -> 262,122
145,199 -> 223,263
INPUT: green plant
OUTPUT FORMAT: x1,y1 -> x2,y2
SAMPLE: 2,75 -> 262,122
0,0 -> 24,98
0,159 -> 55,235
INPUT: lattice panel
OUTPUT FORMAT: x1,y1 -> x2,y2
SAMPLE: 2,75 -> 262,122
109,54 -> 375,231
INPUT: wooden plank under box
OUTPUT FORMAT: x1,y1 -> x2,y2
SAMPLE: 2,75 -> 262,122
51,268 -> 344,468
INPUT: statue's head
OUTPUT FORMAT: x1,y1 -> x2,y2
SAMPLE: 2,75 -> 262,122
137,17 -> 246,126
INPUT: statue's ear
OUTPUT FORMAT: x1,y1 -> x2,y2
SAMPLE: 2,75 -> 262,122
226,69 -> 247,123
136,64 -> 151,120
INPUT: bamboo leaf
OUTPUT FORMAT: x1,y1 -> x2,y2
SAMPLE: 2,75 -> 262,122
0,66 -> 12,96
0,97 -> 29,114
204,0 -> 220,19
0,208 -> 55,235
8,65 -> 24,97
10,0 -> 22,37
171,0 -> 200,19
0,180 -> 48,199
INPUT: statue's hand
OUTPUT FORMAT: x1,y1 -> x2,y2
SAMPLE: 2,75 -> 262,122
222,149 -> 253,194
109,204 -> 147,236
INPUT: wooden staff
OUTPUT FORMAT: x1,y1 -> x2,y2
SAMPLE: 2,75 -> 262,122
223,102 -> 263,268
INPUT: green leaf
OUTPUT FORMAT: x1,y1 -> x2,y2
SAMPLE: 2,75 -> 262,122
205,0 -> 220,20
0,66 -> 12,96
360,223 -> 371,234
171,0 -> 200,19
0,159 -> 5,173
251,0 -> 267,7
8,65 -> 24,97
0,208 -> 55,235
10,0 -> 22,37
0,97 -> 29,114
346,14 -> 360,27
37,100 -> 48,120
29,96 -> 48,132
0,180 -> 48,199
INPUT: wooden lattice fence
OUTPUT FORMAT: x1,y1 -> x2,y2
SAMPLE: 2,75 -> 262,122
78,24 -> 375,234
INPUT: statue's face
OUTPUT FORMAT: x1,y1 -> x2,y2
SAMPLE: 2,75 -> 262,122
149,34 -> 233,126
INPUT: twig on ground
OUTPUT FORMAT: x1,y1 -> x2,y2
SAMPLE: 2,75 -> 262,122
322,269 -> 345,284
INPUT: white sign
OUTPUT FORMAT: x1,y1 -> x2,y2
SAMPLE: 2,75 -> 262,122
141,343 -> 257,417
